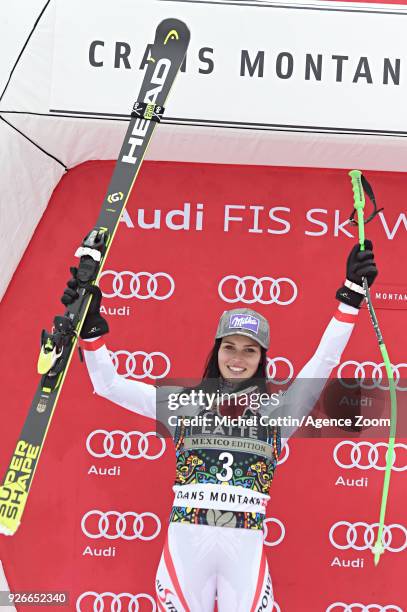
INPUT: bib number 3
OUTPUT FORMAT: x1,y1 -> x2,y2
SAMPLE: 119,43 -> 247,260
216,452 -> 234,482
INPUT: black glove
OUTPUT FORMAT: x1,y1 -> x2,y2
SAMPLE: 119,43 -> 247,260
61,267 -> 109,339
336,240 -> 378,308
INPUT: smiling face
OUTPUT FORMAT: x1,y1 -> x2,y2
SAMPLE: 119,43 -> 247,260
217,334 -> 262,381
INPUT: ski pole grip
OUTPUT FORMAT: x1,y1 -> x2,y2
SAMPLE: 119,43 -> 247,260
348,169 -> 365,250
349,170 -> 364,210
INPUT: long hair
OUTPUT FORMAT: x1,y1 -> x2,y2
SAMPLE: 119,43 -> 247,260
200,337 -> 268,394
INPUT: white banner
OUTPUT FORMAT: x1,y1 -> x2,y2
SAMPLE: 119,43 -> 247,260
50,0 -> 407,136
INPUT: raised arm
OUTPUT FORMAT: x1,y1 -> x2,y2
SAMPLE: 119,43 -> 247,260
278,303 -> 358,442
80,337 -> 156,419
61,273 -> 156,419
273,240 -> 378,443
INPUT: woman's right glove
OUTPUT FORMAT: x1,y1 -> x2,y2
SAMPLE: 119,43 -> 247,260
61,268 -> 109,339
336,239 -> 378,308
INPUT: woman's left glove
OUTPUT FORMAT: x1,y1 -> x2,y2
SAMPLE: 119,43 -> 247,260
336,239 -> 378,308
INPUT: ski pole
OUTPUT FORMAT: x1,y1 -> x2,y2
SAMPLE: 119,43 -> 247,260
348,170 -> 397,566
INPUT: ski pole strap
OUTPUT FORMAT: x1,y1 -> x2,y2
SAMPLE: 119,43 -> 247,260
348,169 -> 397,567
131,102 -> 164,122
348,170 -> 384,230
74,246 -> 102,262
344,279 -> 365,295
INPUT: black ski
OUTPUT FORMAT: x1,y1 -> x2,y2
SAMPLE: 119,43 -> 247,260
0,18 -> 190,535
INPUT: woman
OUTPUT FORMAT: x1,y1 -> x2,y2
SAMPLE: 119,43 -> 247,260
63,241 -> 377,611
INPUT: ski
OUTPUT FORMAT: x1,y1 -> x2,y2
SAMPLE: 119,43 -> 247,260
0,18 -> 190,535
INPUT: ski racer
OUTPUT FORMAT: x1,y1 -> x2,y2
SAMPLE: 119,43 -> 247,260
62,241 -> 377,611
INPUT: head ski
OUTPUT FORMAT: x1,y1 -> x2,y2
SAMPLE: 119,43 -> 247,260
0,18 -> 190,536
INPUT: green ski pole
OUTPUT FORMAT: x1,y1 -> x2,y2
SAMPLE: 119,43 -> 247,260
348,170 -> 397,566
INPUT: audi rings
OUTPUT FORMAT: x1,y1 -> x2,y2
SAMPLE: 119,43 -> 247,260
277,443 -> 290,466
76,591 -> 156,612
81,510 -> 161,541
110,350 -> 171,380
326,604 -> 403,612
100,270 -> 175,300
329,521 -> 407,552
86,430 -> 166,460
337,361 -> 407,391
267,357 -> 294,385
333,441 -> 407,472
218,275 -> 298,305
263,517 -> 285,547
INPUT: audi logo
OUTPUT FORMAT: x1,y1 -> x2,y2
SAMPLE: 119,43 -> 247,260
81,510 -> 161,541
76,591 -> 156,611
263,517 -> 285,547
337,361 -> 407,391
110,350 -> 171,380
334,441 -> 407,472
218,275 -> 298,305
267,357 -> 294,385
329,521 -> 407,552
277,442 -> 289,466
86,430 -> 166,460
100,270 -> 175,300
326,605 -> 403,612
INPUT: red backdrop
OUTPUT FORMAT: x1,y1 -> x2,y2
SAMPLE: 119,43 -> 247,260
0,161 -> 406,611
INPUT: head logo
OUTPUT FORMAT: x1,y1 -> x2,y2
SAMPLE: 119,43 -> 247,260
122,58 -> 172,165
164,29 -> 179,44
107,192 -> 123,204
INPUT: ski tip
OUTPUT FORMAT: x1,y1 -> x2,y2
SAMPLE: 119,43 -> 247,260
158,18 -> 191,45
